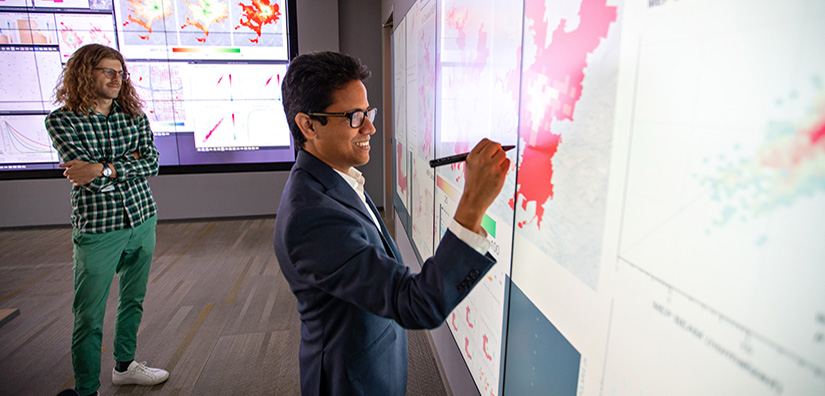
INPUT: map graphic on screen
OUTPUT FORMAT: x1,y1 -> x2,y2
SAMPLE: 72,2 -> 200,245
55,13 -> 116,60
113,0 -> 288,61
129,61 -> 188,133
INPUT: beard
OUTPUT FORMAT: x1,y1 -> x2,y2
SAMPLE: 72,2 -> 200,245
96,83 -> 121,100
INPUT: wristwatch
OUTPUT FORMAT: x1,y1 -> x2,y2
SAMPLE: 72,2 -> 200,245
101,162 -> 112,178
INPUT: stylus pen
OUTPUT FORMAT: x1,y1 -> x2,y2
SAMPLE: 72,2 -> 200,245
429,145 -> 516,168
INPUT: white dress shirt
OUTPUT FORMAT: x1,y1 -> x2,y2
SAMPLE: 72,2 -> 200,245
334,167 -> 490,255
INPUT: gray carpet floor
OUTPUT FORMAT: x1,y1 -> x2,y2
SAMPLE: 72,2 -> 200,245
0,217 -> 449,396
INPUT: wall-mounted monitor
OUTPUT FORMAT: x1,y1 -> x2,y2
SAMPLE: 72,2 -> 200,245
0,0 -> 298,179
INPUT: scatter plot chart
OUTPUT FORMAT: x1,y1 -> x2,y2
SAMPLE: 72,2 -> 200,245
0,46 -> 61,112
186,63 -> 290,149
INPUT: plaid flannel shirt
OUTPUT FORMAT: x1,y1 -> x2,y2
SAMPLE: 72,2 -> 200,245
45,102 -> 159,233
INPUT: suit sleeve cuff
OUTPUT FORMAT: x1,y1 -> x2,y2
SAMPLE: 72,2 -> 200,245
448,219 -> 490,255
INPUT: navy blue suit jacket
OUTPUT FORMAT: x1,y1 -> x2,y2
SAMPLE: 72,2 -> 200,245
273,150 -> 495,396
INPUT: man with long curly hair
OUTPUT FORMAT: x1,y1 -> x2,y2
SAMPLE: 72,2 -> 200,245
46,44 -> 169,396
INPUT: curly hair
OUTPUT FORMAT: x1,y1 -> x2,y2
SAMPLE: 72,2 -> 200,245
53,44 -> 144,117
281,51 -> 371,149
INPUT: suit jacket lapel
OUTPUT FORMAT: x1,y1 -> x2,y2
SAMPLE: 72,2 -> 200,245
365,192 -> 401,260
296,151 -> 397,259
296,151 -> 375,224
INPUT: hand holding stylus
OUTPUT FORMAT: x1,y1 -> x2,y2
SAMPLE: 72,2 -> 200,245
430,145 -> 515,167
452,139 -> 511,233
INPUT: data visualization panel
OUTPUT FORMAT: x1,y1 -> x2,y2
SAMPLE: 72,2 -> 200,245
0,46 -> 61,113
1,0 -> 296,175
113,0 -> 288,61
433,0 -> 523,394
55,13 -> 116,60
601,1 -> 825,394
393,0 -> 825,395
405,0 -> 437,261
185,63 -> 290,149
393,17 -> 409,214
0,114 -> 59,168
129,61 -> 188,133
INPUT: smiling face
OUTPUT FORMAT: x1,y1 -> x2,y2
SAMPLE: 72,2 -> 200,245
299,80 -> 376,173
92,57 -> 123,103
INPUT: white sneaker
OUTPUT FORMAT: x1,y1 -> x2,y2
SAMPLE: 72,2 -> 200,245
112,361 -> 169,386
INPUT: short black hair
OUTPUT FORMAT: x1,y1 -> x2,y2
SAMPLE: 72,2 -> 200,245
281,51 -> 371,150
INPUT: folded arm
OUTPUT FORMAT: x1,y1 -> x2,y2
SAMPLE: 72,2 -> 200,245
111,113 -> 159,181
45,112 -> 111,192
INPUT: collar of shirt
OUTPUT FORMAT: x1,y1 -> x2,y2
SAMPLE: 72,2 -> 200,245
87,99 -> 122,116
333,167 -> 367,202
333,167 -> 383,234
332,167 -> 490,256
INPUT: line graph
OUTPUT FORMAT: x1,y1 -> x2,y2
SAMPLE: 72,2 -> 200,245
0,115 -> 58,164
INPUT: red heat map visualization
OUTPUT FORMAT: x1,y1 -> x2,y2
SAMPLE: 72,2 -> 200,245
510,0 -> 616,229
235,0 -> 280,43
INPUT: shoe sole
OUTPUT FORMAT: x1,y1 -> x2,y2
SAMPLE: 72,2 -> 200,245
112,373 -> 169,386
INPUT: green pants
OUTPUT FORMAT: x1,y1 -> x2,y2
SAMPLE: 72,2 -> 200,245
71,215 -> 157,395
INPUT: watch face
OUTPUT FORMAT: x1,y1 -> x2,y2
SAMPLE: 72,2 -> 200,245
103,166 -> 112,177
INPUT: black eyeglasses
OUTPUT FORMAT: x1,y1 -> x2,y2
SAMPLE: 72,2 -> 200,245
308,107 -> 377,128
94,67 -> 130,81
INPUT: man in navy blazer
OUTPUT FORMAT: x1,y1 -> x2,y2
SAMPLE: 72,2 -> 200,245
274,51 -> 510,396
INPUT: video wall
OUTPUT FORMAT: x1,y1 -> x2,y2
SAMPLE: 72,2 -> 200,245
392,0 -> 825,395
0,0 -> 296,177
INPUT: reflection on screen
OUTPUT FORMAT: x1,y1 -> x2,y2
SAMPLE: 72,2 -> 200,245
0,0 -> 295,174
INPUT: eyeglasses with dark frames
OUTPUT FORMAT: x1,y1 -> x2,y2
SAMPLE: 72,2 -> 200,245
94,67 -> 130,81
308,107 -> 377,128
